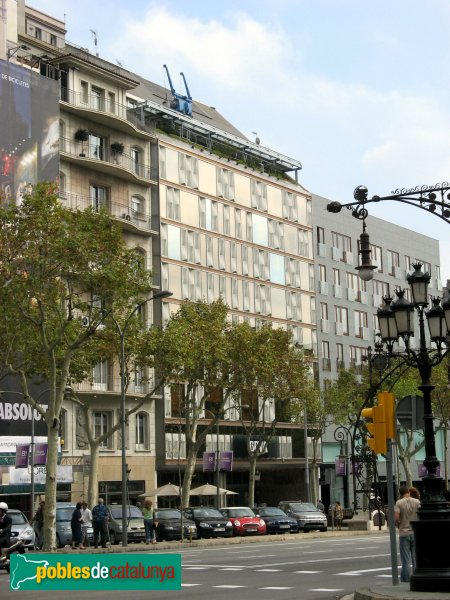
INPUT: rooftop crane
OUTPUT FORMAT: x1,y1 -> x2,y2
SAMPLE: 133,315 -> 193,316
163,64 -> 193,117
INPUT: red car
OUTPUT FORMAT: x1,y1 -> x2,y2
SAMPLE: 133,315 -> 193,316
220,507 -> 266,536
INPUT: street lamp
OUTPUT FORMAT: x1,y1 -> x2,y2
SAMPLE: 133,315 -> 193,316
377,265 -> 450,592
111,289 -> 172,547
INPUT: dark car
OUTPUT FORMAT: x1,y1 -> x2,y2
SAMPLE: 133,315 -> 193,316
255,507 -> 299,534
278,501 -> 327,532
183,507 -> 233,538
220,507 -> 266,536
155,508 -> 198,542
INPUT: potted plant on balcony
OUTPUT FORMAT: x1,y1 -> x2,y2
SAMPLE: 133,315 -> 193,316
110,141 -> 124,164
74,128 -> 89,157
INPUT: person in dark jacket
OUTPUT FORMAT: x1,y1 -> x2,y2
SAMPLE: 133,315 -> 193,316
71,502 -> 85,549
92,498 -> 110,549
0,502 -> 12,552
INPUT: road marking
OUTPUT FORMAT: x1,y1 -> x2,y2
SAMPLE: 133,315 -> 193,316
309,589 -> 344,592
303,550 -> 330,554
256,569 -> 282,572
184,566 -> 208,570
213,585 -> 247,588
337,566 -> 392,575
220,568 -> 244,571
181,583 -> 202,587
294,570 -> 322,574
259,587 -> 294,590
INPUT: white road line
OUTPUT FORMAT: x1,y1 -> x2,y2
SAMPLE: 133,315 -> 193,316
181,583 -> 202,587
255,569 -> 282,572
259,587 -> 294,590
220,568 -> 244,571
303,550 -> 330,554
309,589 -> 344,592
213,585 -> 247,588
337,566 -> 392,575
294,570 -> 322,574
184,566 -> 208,570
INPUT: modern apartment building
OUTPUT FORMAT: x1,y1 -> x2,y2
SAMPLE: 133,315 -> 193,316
312,193 -> 442,509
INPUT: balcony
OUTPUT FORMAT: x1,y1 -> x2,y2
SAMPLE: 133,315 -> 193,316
59,191 -> 157,235
60,137 -> 158,183
73,376 -> 153,396
60,88 -> 156,138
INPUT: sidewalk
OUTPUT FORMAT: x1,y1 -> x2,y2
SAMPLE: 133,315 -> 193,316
346,582 -> 450,600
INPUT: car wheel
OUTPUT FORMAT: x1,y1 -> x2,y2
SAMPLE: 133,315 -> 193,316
109,531 -> 116,545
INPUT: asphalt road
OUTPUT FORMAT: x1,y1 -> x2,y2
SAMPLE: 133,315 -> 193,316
0,533 -> 394,600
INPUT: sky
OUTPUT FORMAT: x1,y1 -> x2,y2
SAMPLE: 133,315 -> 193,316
28,0 -> 450,284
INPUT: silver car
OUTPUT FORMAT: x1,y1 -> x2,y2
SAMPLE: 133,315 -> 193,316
55,503 -> 93,548
278,501 -> 328,532
8,509 -> 35,549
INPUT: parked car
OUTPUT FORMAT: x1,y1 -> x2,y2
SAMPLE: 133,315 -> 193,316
154,508 -> 197,542
278,501 -> 327,532
107,505 -> 146,544
220,507 -> 266,536
183,507 -> 233,538
255,507 -> 299,534
8,509 -> 35,549
55,503 -> 94,548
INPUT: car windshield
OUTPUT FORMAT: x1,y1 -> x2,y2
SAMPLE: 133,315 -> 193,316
227,508 -> 255,518
10,512 -> 27,525
258,508 -> 286,517
110,507 -> 142,519
192,508 -> 223,518
290,503 -> 318,512
56,508 -> 75,521
156,510 -> 181,520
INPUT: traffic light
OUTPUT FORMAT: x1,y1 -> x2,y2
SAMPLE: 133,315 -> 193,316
361,402 -> 387,454
377,392 -> 396,440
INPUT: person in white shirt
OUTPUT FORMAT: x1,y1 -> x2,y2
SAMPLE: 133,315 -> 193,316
394,485 -> 420,582
81,502 -> 93,548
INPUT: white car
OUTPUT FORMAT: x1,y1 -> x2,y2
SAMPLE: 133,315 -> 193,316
8,509 -> 35,549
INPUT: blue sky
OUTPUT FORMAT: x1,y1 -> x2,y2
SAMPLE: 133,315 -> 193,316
29,0 -> 450,282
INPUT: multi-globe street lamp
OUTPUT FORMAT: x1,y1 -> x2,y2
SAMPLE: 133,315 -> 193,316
328,183 -> 450,592
110,289 -> 172,548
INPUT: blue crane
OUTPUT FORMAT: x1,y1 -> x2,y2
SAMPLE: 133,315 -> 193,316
163,64 -> 192,117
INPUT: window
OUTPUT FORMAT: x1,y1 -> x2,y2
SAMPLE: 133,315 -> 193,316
317,226 -> 325,245
331,232 -> 351,261
166,187 -> 180,220
159,146 -> 166,179
336,343 -> 345,370
50,34 -> 57,46
131,195 -> 144,217
354,310 -> 368,338
235,208 -> 242,239
199,197 -> 218,231
253,214 -> 269,246
268,219 -> 283,249
93,359 -> 108,390
181,229 -> 200,263
251,180 -> 267,211
91,87 -> 104,111
207,272 -> 215,303
405,255 -> 412,275
298,229 -> 311,257
223,205 -> 230,235
350,346 -> 367,372
161,262 -> 169,292
131,147 -> 141,176
217,168 -> 235,200
93,412 -> 112,448
310,296 -> 316,324
242,280 -> 250,311
182,267 -> 201,301
80,81 -> 89,104
373,279 -> 389,298
286,258 -> 301,287
269,253 -> 285,285
306,198 -> 312,226
179,154 -> 199,188
387,250 -> 400,276
346,272 -> 366,301
335,306 -> 349,334
435,265 -> 441,289
321,341 -> 331,371
333,268 -> 341,285
309,264 -> 315,291
135,412 -> 149,450
320,302 -> 328,320
90,185 -> 108,211
88,133 -> 105,160
59,172 -> 66,197
231,278 -> 239,309
370,244 -> 383,272
255,284 -> 272,315
282,191 -> 298,221
319,265 -> 326,282
34,27 -> 42,40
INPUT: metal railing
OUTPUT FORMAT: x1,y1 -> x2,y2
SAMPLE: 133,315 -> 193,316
59,191 -> 154,233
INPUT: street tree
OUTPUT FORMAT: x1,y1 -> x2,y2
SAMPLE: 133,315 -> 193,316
0,183 -> 153,549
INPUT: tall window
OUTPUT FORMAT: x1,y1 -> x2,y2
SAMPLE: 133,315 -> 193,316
282,191 -> 298,221
354,310 -> 368,338
370,244 -> 383,272
321,341 -> 331,371
91,87 -> 104,110
166,187 -> 180,220
251,180 -> 267,211
131,195 -> 144,217
135,412 -> 149,450
335,306 -> 348,334
90,185 -> 108,211
131,148 -> 141,176
93,359 -> 108,390
199,197 -> 218,231
89,133 -> 104,160
217,168 -> 235,200
93,412 -> 112,448
179,154 -> 199,188
387,250 -> 400,276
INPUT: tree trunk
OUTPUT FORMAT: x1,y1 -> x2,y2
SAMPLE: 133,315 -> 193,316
181,443 -> 197,508
42,422 -> 59,551
310,458 -> 318,505
399,454 -> 413,486
87,442 -> 101,509
248,454 -> 257,508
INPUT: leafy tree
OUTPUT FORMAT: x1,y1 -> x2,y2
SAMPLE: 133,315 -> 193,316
0,183 -> 153,549
430,359 -> 450,484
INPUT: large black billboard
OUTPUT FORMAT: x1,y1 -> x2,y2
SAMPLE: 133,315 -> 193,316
0,375 -> 48,437
0,59 -> 59,202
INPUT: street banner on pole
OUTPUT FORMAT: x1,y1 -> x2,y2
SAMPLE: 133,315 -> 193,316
203,451 -> 215,472
15,444 -> 30,468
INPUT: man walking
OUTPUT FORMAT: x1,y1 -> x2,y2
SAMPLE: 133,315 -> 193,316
92,498 -> 109,549
81,502 -> 92,547
395,485 -> 420,582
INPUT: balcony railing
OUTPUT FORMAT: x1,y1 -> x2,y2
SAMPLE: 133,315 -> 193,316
73,377 -> 153,395
60,88 -> 156,136
59,191 -> 155,233
60,137 -> 157,181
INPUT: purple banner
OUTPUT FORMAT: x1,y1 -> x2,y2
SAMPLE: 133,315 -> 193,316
203,451 -> 216,472
219,451 -> 233,472
34,443 -> 48,466
418,462 -> 440,478
335,457 -> 347,476
15,444 -> 30,468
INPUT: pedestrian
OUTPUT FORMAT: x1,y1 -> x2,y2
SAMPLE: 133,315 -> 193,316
408,486 -> 420,500
141,499 -> 157,545
71,502 -> 85,549
29,500 -> 45,550
334,501 -> 343,531
0,502 -> 12,554
395,485 -> 420,582
92,497 -> 110,549
316,499 -> 325,513
81,502 -> 92,547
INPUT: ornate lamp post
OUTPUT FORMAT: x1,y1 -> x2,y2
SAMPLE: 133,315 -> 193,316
377,265 -> 450,592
